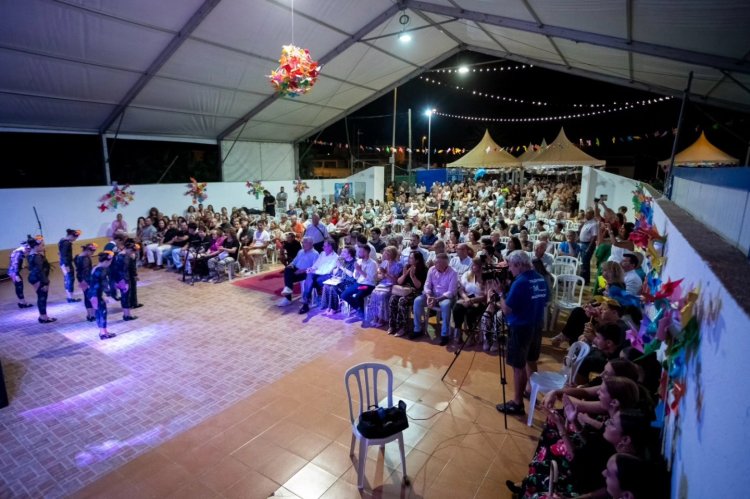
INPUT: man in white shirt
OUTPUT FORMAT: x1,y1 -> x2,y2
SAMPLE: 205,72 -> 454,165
401,234 -> 429,266
533,241 -> 554,273
621,253 -> 644,296
303,212 -> 329,252
299,239 -> 339,314
278,237 -> 318,306
449,244 -> 472,274
340,245 -> 378,315
412,253 -> 458,345
578,208 -> 599,285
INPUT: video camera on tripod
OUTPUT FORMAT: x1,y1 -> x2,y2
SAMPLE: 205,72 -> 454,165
480,259 -> 513,299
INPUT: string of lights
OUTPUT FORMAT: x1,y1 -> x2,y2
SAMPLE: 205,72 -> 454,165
427,63 -> 534,73
419,75 -> 674,109
432,97 -> 673,123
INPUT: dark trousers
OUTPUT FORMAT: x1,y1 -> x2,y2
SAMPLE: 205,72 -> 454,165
562,306 -> 587,343
452,302 -> 486,331
120,287 -> 130,311
579,242 -> 594,285
303,273 -> 331,303
283,267 -> 307,295
63,271 -> 75,293
35,285 -> 48,315
95,296 -> 108,328
82,285 -> 92,310
128,277 -> 138,308
12,278 -> 24,300
313,241 -> 324,253
341,284 -> 374,312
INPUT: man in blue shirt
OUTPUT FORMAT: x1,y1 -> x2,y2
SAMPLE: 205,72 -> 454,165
495,250 -> 549,415
278,237 -> 318,307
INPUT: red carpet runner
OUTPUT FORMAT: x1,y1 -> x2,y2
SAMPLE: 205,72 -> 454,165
231,271 -> 300,296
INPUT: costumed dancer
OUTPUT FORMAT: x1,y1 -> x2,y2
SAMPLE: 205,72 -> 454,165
88,251 -> 116,339
26,235 -> 56,323
58,229 -> 82,302
8,239 -> 33,308
75,243 -> 97,321
128,243 -> 143,309
110,239 -> 137,321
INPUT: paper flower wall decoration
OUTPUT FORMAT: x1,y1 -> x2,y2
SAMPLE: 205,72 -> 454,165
98,182 -> 135,213
293,178 -> 309,197
185,177 -> 208,204
268,45 -> 320,97
246,180 -> 265,199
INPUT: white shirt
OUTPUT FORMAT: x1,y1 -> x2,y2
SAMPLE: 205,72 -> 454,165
460,271 -> 484,297
579,219 -> 599,243
535,252 -> 555,273
400,246 -> 429,266
355,258 -> 378,285
311,251 -> 339,275
624,270 -> 643,295
252,230 -> 270,247
449,255 -> 473,275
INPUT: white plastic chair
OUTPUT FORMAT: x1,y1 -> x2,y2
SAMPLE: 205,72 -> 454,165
526,341 -> 591,426
553,255 -> 579,275
344,363 -> 408,489
550,274 -> 585,326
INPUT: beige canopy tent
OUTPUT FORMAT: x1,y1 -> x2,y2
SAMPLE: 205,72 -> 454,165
523,128 -> 605,169
658,132 -> 739,167
447,130 -> 522,169
517,139 -> 548,162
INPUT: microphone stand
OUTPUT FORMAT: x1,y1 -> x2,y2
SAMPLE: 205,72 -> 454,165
33,206 -> 48,262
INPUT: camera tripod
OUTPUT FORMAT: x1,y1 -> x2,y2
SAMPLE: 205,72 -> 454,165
441,308 -> 509,429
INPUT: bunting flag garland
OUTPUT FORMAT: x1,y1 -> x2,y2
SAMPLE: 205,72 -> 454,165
185,177 -> 208,204
246,180 -> 265,199
98,182 -> 135,213
268,45 -> 320,97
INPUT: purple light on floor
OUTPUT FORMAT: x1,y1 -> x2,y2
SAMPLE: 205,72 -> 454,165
74,425 -> 166,467
20,377 -> 134,421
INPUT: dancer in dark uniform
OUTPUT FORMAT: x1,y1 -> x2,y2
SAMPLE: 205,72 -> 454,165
8,240 -> 33,308
88,251 -> 116,339
75,243 -> 98,321
110,239 -> 137,321
128,243 -> 143,309
58,229 -> 82,303
26,235 -> 56,323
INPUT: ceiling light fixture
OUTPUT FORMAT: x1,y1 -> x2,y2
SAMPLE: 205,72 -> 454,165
398,11 -> 411,43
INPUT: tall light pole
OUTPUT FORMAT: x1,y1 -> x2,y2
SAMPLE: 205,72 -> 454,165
425,108 -> 435,169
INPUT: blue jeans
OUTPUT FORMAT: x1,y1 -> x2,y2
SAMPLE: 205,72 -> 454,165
413,295 -> 453,336
341,284 -> 374,312
579,241 -> 593,284
302,273 -> 331,304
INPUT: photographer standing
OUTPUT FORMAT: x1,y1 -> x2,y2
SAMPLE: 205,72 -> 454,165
495,250 -> 549,416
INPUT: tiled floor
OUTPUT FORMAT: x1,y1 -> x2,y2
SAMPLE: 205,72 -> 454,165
0,264 -> 564,498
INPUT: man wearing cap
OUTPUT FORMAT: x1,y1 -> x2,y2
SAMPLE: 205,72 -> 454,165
59,229 -> 82,303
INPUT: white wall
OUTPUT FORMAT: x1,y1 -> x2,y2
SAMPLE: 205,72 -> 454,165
220,141 -> 295,181
672,176 -> 750,254
0,168 -> 384,250
347,166 -> 385,202
579,167 -> 642,221
581,167 -> 750,498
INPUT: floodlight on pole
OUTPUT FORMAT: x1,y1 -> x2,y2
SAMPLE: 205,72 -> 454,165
458,66 -> 469,74
425,108 -> 435,169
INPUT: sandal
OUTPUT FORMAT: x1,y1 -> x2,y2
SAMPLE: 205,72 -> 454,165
496,401 -> 525,415
550,333 -> 567,347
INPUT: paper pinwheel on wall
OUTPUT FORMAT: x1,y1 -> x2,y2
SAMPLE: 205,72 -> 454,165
98,182 -> 135,213
293,178 -> 309,198
246,180 -> 265,199
185,177 -> 208,204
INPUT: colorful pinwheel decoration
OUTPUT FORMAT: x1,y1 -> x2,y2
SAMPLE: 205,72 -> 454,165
268,45 -> 321,97
185,177 -> 208,205
246,180 -> 265,199
98,182 -> 135,213
293,178 -> 309,199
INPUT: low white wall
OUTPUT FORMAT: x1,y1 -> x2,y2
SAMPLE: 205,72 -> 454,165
581,167 -> 750,498
347,166 -> 385,203
579,166 -> 638,220
672,175 -> 750,255
0,168 -> 384,250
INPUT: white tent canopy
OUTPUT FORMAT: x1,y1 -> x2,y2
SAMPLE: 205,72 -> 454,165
0,0 -> 749,143
447,129 -> 521,168
523,127 -> 605,168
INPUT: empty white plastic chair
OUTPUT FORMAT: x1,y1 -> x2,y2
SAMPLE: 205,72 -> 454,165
550,274 -> 585,327
527,341 -> 591,426
553,255 -> 579,275
344,363 -> 408,489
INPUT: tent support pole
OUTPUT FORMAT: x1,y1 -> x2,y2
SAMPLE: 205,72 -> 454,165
408,108 -> 412,177
391,87 -> 397,184
100,134 -> 111,185
666,71 -> 693,199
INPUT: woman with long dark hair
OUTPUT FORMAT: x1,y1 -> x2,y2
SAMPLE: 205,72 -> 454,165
387,251 -> 427,337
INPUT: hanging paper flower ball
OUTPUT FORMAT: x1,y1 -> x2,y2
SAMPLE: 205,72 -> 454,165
185,177 -> 208,204
268,45 -> 321,97
293,178 -> 309,196
246,180 -> 265,199
98,182 -> 135,213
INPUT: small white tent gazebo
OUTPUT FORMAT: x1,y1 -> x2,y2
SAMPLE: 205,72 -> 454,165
522,128 -> 605,171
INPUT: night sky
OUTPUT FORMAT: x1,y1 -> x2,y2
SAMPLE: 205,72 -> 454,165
312,50 -> 749,175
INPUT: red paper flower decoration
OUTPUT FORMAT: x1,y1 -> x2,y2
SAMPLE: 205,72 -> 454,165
98,182 -> 135,212
185,177 -> 208,204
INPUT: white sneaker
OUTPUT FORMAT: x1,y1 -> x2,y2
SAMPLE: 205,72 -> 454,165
281,286 -> 293,295
276,297 -> 292,307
